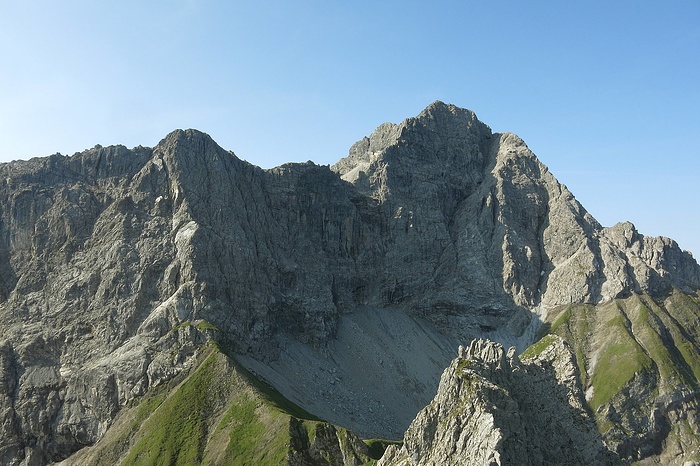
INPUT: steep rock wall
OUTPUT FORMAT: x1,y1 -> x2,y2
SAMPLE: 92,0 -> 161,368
378,338 -> 621,466
0,102 -> 697,463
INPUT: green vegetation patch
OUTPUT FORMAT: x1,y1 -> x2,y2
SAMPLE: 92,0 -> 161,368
548,308 -> 572,334
118,346 -> 311,466
542,300 -> 653,410
549,304 -> 593,382
646,293 -> 700,387
232,362 -> 320,421
171,321 -> 192,333
456,358 -> 472,372
536,290 -> 700,447
213,394 -> 289,466
121,350 -> 218,465
521,334 -> 558,360
80,337 -> 379,466
196,320 -> 220,332
588,310 -> 652,411
69,388 -> 169,466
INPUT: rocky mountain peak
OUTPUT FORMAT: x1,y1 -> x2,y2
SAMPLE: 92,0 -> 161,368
158,127 -> 215,146
0,103 -> 698,464
154,128 -> 230,170
332,101 -> 491,188
379,337 -> 622,465
458,338 -> 511,370
413,100 -> 489,135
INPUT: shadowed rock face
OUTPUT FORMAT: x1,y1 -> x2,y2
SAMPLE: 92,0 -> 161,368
0,102 -> 698,464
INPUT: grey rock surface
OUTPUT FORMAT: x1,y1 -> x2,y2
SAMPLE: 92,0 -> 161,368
0,101 -> 697,464
238,307 -> 462,439
378,338 -> 622,466
333,102 -> 699,315
288,417 -> 372,466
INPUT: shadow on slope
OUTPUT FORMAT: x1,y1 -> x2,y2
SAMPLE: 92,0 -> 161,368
238,307 -> 464,440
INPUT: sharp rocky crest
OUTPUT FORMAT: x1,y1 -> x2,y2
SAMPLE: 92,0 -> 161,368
0,101 -> 698,465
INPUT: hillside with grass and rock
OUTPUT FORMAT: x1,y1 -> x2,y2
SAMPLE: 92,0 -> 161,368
0,102 -> 698,465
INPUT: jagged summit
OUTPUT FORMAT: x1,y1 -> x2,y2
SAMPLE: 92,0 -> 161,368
333,102 -> 699,311
156,128 -> 219,151
418,99 -> 454,113
332,101 -> 491,185
379,337 -> 622,465
0,103 -> 698,464
415,100 -> 488,129
154,128 -> 237,170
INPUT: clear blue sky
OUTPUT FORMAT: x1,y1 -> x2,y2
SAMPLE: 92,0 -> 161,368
1,1 -> 698,256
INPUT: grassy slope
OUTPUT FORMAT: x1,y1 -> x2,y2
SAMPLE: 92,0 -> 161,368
529,290 -> 700,462
120,343 -> 294,466
66,340 -> 382,465
544,291 -> 700,408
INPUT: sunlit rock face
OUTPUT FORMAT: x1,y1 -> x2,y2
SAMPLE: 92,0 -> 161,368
378,338 -> 622,466
0,102 -> 698,464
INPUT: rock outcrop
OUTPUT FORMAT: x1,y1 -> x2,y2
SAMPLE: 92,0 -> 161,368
378,338 -> 621,465
333,103 -> 699,314
0,101 -> 698,464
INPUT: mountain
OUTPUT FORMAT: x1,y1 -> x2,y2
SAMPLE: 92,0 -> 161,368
61,342 -> 377,466
378,337 -> 621,466
0,101 -> 698,465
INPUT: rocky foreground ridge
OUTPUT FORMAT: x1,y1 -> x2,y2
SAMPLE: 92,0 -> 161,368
378,337 -> 621,466
0,101 -> 698,464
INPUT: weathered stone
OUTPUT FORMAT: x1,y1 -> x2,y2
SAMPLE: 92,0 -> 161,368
379,338 -> 622,466
0,102 -> 697,464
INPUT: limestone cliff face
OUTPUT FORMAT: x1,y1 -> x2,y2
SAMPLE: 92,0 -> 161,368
0,102 -> 698,464
0,132 -> 365,463
378,338 -> 621,466
333,102 -> 699,315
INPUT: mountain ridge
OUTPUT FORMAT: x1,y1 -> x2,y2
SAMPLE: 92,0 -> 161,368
0,102 -> 698,464
378,337 -> 622,466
